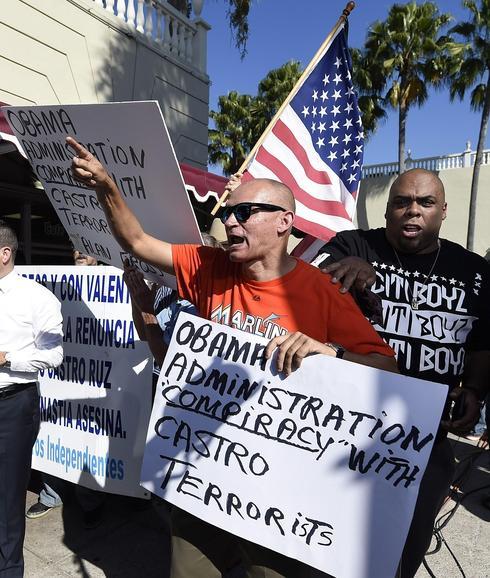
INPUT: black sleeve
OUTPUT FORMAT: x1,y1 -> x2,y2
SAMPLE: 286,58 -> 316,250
465,262 -> 490,352
312,230 -> 364,267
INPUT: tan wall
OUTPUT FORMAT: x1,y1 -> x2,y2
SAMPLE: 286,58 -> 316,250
356,165 -> 490,257
0,0 -> 210,168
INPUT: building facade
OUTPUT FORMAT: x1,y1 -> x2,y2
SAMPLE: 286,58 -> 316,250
0,0 -> 213,263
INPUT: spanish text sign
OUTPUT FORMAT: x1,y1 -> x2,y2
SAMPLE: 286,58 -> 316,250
4,102 -> 202,285
19,266 -> 153,498
141,313 -> 447,578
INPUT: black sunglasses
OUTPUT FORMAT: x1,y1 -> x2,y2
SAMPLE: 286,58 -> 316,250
220,202 -> 286,224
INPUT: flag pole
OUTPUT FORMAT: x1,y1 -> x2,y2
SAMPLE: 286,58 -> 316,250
210,1 -> 356,216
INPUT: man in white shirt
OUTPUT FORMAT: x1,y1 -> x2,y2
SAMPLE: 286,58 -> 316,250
0,220 -> 63,577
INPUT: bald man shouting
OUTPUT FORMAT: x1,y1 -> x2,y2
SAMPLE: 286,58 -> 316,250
68,137 -> 396,577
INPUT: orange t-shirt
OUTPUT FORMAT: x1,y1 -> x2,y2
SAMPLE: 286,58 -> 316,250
172,245 -> 394,357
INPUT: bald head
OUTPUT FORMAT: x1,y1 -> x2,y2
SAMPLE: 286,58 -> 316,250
389,169 -> 445,204
230,178 -> 296,213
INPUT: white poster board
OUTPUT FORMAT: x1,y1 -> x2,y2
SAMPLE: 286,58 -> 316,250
4,102 -> 202,286
141,313 -> 448,578
19,266 -> 153,498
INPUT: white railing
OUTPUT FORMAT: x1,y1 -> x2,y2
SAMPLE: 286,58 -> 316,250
92,0 -> 206,72
362,146 -> 490,178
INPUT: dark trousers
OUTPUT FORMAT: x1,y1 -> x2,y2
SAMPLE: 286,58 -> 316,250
0,384 -> 40,577
399,438 -> 455,578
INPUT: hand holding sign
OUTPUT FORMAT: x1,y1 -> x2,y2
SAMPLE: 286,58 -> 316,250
264,331 -> 335,376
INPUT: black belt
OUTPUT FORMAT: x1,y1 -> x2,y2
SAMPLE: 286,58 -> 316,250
0,381 -> 37,399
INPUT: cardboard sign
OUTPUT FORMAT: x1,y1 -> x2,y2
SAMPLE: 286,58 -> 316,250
19,266 -> 153,498
4,102 -> 202,285
141,313 -> 447,577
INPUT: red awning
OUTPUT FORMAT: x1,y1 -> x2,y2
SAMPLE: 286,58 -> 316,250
0,102 -> 226,202
0,102 -> 11,134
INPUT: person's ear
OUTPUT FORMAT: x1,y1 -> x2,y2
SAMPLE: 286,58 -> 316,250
0,247 -> 11,265
442,202 -> 447,221
278,210 -> 295,233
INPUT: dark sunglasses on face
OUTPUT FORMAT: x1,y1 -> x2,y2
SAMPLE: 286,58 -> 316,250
220,202 -> 286,224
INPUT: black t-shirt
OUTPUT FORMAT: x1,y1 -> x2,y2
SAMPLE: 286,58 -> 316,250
319,228 -> 490,391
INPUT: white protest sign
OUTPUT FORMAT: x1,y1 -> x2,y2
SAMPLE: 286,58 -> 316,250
18,266 -> 153,499
141,313 -> 448,578
4,102 -> 202,286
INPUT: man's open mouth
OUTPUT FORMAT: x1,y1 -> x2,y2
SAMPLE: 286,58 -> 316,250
402,224 -> 422,236
228,235 -> 245,246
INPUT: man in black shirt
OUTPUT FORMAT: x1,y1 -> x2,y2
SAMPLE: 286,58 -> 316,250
316,168 -> 490,578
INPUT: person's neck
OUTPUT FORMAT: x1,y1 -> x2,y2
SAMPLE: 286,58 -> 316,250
241,252 -> 297,282
386,232 -> 440,255
0,264 -> 14,280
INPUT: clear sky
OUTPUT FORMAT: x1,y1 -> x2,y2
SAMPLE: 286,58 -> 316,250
201,0 -> 488,166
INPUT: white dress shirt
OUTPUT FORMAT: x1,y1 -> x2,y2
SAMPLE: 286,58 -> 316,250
0,270 -> 63,388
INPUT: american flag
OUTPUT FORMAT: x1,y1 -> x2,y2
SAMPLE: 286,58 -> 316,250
242,23 -> 363,257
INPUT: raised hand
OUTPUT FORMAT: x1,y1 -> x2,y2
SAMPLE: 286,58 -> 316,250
66,136 -> 112,190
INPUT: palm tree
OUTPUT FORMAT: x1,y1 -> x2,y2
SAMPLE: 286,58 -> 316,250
350,47 -> 387,139
208,91 -> 254,175
449,0 -> 490,252
250,61 -> 303,142
364,2 -> 456,173
225,0 -> 251,58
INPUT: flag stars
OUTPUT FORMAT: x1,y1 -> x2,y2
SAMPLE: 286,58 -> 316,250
342,133 -> 352,144
372,261 -> 379,267
327,150 -> 338,162
344,118 -> 353,129
339,162 -> 348,173
322,74 -> 330,85
333,73 -> 342,85
318,121 -> 326,134
355,131 -> 364,141
312,107 -> 318,118
320,90 -> 329,101
459,281 -> 465,287
474,288 -> 480,295
331,105 -> 341,117
316,137 -> 325,149
319,106 -> 328,118
356,117 -> 363,127
345,102 -> 353,113
334,56 -> 342,69
332,89 -> 342,101
413,271 -> 420,277
397,267 -> 404,275
475,281 -> 481,288
311,122 -> 316,132
328,135 -> 339,146
404,270 -> 410,277
330,120 -> 340,132
449,278 -> 457,285
389,265 -> 396,271
347,173 -> 357,184
380,263 -> 387,270
351,159 -> 360,170
476,273 -> 482,280
302,106 -> 310,117
346,86 -> 355,96
354,145 -> 363,155
312,90 -> 319,101
431,275 -> 438,281
341,148 -> 350,159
